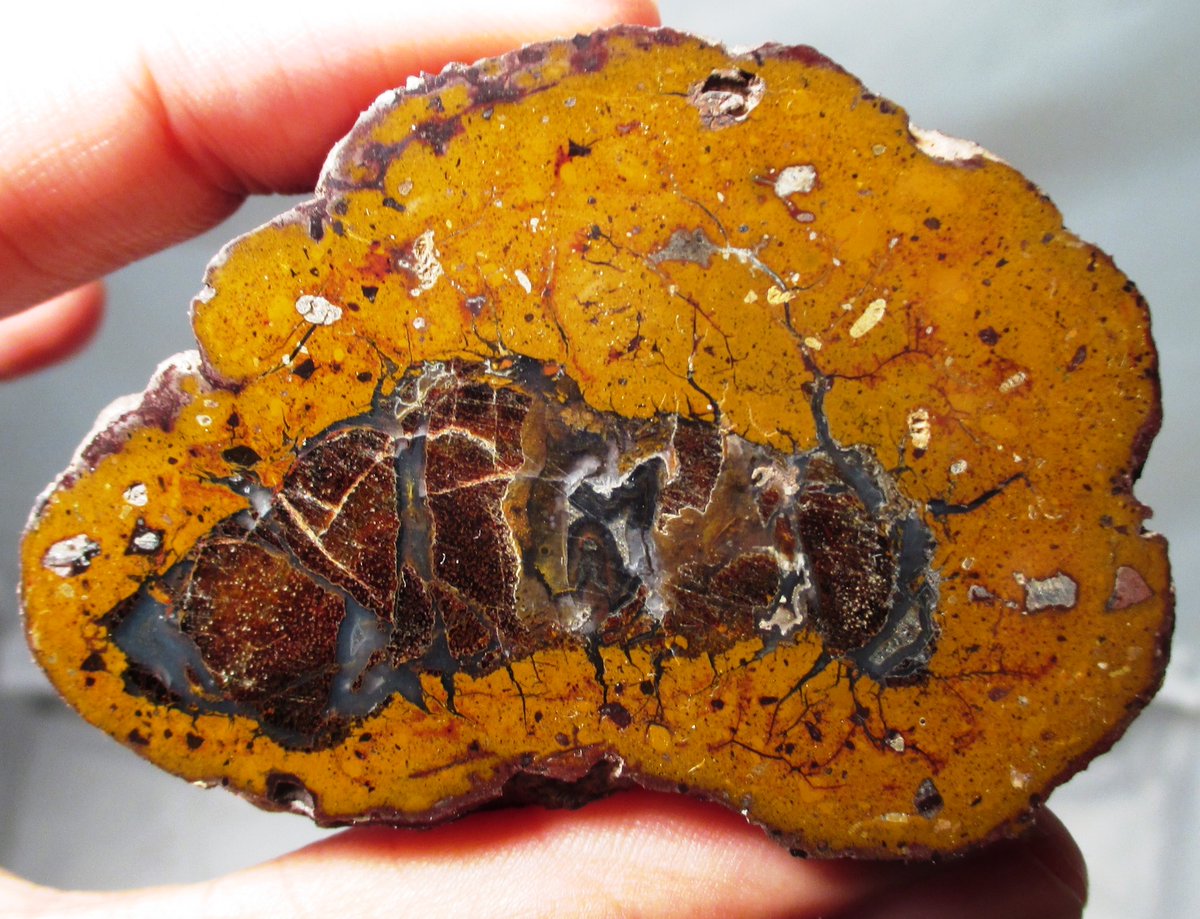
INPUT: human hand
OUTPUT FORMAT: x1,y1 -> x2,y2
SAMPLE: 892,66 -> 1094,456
0,0 -> 663,377
1,790 -> 1084,918
0,3 -> 1086,916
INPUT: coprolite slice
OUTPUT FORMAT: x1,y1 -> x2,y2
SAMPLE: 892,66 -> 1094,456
21,26 -> 1170,858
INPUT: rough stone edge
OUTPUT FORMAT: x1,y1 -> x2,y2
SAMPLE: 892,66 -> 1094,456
19,23 -> 1172,860
24,350 -> 210,527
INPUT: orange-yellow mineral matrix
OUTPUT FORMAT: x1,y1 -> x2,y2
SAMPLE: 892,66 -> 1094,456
21,27 -> 1170,858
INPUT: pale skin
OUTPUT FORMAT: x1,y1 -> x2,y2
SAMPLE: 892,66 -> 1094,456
0,3 -> 1086,916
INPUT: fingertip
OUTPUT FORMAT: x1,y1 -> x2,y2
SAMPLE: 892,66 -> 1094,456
0,5 -> 662,318
1025,808 -> 1089,908
253,792 -> 897,919
0,282 -> 106,381
611,0 -> 662,27
835,810 -> 1087,919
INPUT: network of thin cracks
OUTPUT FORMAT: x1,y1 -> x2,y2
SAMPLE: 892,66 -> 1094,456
173,87 -> 1037,771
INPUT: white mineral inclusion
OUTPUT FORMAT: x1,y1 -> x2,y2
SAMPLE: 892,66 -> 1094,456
1016,571 -> 1079,612
132,531 -> 161,552
906,408 -> 932,451
909,125 -> 997,164
295,294 -> 343,326
42,534 -> 100,577
400,229 -> 444,297
850,298 -> 888,338
123,483 -> 149,507
759,602 -> 805,636
774,164 -> 817,197
999,370 -> 1028,394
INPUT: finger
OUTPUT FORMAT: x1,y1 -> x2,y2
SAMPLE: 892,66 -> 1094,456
0,0 -> 660,317
837,809 -> 1087,919
26,793 -> 899,919
0,282 -> 105,380
0,794 -> 1085,919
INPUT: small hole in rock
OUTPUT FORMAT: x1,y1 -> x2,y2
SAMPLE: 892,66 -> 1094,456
689,69 -> 766,129
266,773 -> 317,816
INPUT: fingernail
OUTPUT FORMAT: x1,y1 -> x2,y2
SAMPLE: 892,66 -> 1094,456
834,833 -> 1086,919
1025,811 -> 1088,907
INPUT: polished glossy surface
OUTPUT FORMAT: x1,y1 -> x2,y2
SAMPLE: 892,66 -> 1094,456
20,26 -> 1169,857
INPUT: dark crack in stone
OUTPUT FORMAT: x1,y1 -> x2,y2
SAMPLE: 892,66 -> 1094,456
109,360 -> 937,749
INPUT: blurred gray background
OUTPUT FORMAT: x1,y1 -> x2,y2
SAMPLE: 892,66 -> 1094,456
2,2 -> 1196,916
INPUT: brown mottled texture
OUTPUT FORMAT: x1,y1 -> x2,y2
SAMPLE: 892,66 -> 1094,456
181,538 -> 345,739
277,427 -> 400,617
795,457 -> 896,654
